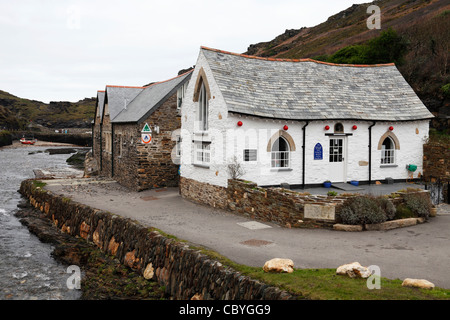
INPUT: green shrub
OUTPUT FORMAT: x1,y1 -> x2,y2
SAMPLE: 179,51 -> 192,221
325,28 -> 408,65
336,196 -> 387,225
337,205 -> 361,225
327,191 -> 338,197
395,203 -> 415,219
403,193 -> 432,219
441,83 -> 450,98
375,197 -> 396,220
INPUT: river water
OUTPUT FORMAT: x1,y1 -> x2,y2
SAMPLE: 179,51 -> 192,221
0,145 -> 83,300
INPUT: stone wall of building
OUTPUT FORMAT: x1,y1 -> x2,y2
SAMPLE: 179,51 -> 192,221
91,119 -> 102,174
181,178 -> 433,229
227,179 -> 352,228
92,122 -> 101,172
112,94 -> 181,191
101,114 -> 112,177
179,176 -> 228,209
423,142 -> 450,182
112,122 -> 140,190
19,179 -> 293,300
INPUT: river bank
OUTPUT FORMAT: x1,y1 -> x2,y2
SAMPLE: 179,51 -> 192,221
0,145 -> 88,300
0,140 -> 81,149
14,200 -> 167,300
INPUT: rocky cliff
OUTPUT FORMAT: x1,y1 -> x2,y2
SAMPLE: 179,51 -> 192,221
245,0 -> 450,132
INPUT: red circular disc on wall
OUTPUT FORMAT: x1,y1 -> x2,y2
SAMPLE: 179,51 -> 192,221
283,125 -> 288,130
389,126 -> 394,131
237,121 -> 243,127
325,125 -> 330,130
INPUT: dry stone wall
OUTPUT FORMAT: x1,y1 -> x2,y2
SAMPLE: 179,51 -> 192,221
180,176 -> 228,209
181,178 -> 433,229
19,179 -> 293,300
226,179 -> 353,228
423,143 -> 450,182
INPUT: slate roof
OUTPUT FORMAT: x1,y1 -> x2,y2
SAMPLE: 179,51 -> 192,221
112,71 -> 192,123
201,47 -> 434,121
103,85 -> 145,121
95,90 -> 105,123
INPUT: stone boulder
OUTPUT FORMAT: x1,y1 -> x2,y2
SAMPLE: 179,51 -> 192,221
263,258 -> 294,273
143,263 -> 154,280
402,278 -> 435,290
336,262 -> 371,278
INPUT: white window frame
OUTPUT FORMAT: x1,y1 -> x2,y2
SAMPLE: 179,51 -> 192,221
177,83 -> 187,110
194,141 -> 211,166
198,83 -> 208,131
381,137 -> 395,165
243,149 -> 257,162
271,137 -> 290,168
175,135 -> 182,158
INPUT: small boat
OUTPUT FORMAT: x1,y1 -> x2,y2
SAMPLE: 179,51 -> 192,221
20,135 -> 37,145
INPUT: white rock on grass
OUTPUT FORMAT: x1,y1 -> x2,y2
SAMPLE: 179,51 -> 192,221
402,278 -> 435,290
263,258 -> 294,273
336,262 -> 372,279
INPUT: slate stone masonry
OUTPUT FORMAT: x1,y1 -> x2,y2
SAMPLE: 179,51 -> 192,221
113,94 -> 181,191
20,179 -> 293,300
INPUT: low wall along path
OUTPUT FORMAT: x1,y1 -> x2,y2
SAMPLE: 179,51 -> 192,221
19,179 -> 293,300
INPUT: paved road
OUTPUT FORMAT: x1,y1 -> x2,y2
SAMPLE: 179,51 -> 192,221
44,178 -> 450,289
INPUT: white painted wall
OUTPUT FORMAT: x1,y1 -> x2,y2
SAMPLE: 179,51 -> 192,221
180,50 -> 230,188
180,51 -> 430,188
303,120 -> 429,185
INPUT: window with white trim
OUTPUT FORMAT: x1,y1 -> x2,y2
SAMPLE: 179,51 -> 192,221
175,135 -> 182,158
271,137 -> 290,168
195,142 -> 211,165
381,137 -> 395,164
198,82 -> 208,131
177,83 -> 187,110
244,149 -> 257,162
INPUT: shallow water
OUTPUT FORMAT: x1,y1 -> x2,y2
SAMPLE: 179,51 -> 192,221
0,146 -> 82,300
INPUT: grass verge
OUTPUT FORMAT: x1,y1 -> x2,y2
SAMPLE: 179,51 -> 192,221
196,247 -> 450,300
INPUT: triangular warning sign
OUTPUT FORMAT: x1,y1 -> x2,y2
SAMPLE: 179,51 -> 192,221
142,123 -> 151,133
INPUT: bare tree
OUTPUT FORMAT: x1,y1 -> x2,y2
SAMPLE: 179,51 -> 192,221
227,156 -> 245,180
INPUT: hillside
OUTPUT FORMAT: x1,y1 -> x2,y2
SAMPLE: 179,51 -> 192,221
245,0 -> 449,132
0,90 -> 96,130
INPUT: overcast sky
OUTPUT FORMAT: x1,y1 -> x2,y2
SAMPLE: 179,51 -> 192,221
0,0 -> 370,103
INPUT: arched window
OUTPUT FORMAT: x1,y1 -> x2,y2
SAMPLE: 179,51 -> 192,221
193,68 -> 211,132
271,137 -> 290,168
334,123 -> 344,133
381,137 -> 395,164
198,82 -> 208,131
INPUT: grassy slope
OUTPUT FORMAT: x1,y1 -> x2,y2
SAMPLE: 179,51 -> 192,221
0,90 -> 95,129
148,227 -> 450,300
201,247 -> 450,300
245,0 -> 450,124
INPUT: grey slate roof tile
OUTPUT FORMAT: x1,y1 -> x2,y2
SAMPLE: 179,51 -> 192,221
112,71 -> 192,123
201,47 -> 433,121
104,86 -> 144,120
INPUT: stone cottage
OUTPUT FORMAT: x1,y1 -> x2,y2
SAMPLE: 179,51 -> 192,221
107,70 -> 192,191
99,85 -> 145,177
179,46 -> 434,207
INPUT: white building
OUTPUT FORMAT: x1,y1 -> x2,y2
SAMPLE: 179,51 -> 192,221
179,46 -> 433,199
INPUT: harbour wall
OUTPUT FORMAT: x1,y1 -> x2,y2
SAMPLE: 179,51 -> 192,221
19,179 -> 294,300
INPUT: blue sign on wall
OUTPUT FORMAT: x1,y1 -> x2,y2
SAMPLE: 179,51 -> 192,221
314,143 -> 323,160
